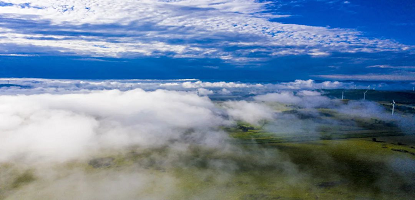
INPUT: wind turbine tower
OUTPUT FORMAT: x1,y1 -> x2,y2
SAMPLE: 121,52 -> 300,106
364,90 -> 368,100
341,91 -> 344,100
391,100 -> 396,116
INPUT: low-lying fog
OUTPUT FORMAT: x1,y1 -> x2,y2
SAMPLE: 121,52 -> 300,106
0,79 -> 414,199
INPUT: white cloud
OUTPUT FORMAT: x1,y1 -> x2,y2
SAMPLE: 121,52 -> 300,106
318,73 -> 415,81
254,92 -> 302,104
254,90 -> 332,108
0,89 -> 228,162
0,53 -> 36,56
0,78 -> 411,97
0,79 -> 413,199
297,90 -> 322,96
197,88 -> 214,95
367,65 -> 415,69
0,0 -> 410,59
274,79 -> 345,89
308,49 -> 331,57
218,88 -> 231,94
223,101 -> 274,125
182,81 -> 262,88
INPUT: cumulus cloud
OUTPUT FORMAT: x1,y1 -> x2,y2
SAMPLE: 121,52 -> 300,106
254,92 -> 302,105
218,88 -> 231,95
0,89 -> 228,162
197,88 -> 213,95
255,90 -> 332,108
297,90 -> 322,96
222,101 -> 274,125
1,78 -> 413,99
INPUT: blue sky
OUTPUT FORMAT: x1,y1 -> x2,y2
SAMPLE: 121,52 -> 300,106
0,0 -> 414,81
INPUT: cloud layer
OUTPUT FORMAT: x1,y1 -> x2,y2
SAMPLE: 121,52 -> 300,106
1,78 -> 414,99
0,84 -> 414,199
0,89 -> 228,162
2,85 -> 411,163
0,0 -> 411,60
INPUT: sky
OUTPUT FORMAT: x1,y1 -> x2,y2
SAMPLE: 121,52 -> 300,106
0,0 -> 414,81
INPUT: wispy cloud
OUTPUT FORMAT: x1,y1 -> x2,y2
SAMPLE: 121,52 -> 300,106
0,0 -> 411,60
367,65 -> 415,69
0,53 -> 36,57
317,73 -> 415,81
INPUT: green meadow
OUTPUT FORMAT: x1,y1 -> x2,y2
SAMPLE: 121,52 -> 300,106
1,99 -> 414,200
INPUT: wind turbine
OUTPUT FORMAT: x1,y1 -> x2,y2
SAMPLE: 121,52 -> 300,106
391,100 -> 396,115
363,90 -> 368,100
341,91 -> 344,100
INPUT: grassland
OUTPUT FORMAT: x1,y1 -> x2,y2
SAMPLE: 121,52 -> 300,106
226,104 -> 415,199
3,123 -> 413,200
1,99 -> 414,199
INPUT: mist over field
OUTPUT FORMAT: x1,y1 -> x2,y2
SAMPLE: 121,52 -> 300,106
0,79 -> 414,199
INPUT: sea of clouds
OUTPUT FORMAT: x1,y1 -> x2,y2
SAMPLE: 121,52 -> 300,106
0,78 -> 413,163
1,78 -> 414,95
0,78 -> 414,199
